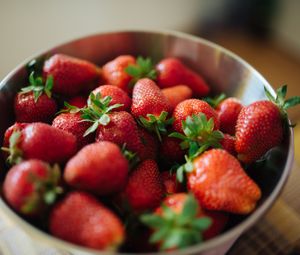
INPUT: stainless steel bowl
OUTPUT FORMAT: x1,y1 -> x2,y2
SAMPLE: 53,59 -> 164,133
0,30 -> 294,255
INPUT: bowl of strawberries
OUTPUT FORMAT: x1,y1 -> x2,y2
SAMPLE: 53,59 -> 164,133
0,30 -> 298,255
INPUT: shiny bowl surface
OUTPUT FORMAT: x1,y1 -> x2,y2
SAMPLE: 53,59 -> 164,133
0,30 -> 294,255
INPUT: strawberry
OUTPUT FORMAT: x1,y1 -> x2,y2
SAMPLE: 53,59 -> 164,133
95,111 -> 145,159
2,123 -> 77,165
236,86 -> 300,163
124,159 -> 164,212
3,159 -> 62,216
137,127 -> 158,160
102,55 -> 136,93
64,142 -> 129,195
52,112 -> 94,149
220,134 -> 236,155
43,54 -> 99,96
187,149 -> 261,214
66,96 -> 87,108
2,123 -> 28,149
162,85 -> 192,112
161,171 -> 184,194
14,73 -> 57,123
91,85 -> 131,112
159,136 -> 185,163
49,191 -> 124,250
140,193 -> 212,250
216,97 -> 243,135
131,78 -> 172,141
172,99 -> 219,133
156,58 -> 210,97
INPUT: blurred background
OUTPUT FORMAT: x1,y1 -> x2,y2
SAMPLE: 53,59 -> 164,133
0,1 -> 300,253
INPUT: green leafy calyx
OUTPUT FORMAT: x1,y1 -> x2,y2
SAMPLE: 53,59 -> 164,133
203,93 -> 226,108
1,130 -> 23,165
169,113 -> 223,182
140,194 -> 212,250
125,56 -> 157,88
139,111 -> 173,141
21,164 -> 63,214
81,92 -> 123,136
264,85 -> 300,121
20,72 -> 54,102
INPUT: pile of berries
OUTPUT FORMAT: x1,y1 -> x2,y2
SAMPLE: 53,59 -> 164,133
1,54 -> 299,252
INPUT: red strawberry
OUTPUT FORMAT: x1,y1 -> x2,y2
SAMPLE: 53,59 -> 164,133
162,85 -> 192,112
102,55 -> 136,93
52,113 -> 94,149
216,97 -> 243,135
160,136 -> 185,162
92,85 -> 131,112
187,149 -> 261,214
220,134 -> 236,155
64,142 -> 129,195
137,127 -> 158,160
156,58 -> 210,97
172,99 -> 219,133
49,191 -> 124,250
96,111 -> 146,160
131,78 -> 172,140
3,123 -> 77,164
140,193 -> 213,250
67,96 -> 87,108
43,54 -> 99,96
3,159 -> 62,216
236,86 -> 300,163
14,73 -> 57,123
161,171 -> 184,194
124,159 -> 164,212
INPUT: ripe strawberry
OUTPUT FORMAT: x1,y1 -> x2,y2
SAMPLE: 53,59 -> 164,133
159,136 -> 185,163
137,127 -> 158,160
43,54 -> 99,96
3,159 -> 62,216
91,85 -> 131,112
161,171 -> 184,194
2,123 -> 77,164
124,159 -> 164,212
172,99 -> 219,133
102,55 -> 136,93
162,85 -> 192,112
156,58 -> 210,97
140,193 -> 213,250
49,191 -> 124,250
187,149 -> 261,214
64,142 -> 129,195
236,86 -> 300,163
96,111 -> 146,159
220,134 -> 236,155
216,97 -> 243,135
14,73 -> 57,123
52,113 -> 94,149
67,96 -> 87,108
131,78 -> 172,141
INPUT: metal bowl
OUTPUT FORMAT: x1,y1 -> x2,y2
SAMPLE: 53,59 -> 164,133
0,30 -> 294,255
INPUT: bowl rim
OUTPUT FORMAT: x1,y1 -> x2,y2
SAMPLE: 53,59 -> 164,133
0,28 -> 295,255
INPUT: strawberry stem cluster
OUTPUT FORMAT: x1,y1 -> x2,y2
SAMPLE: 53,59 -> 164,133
20,72 -> 53,102
140,194 -> 211,250
125,56 -> 157,88
169,113 -> 224,182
